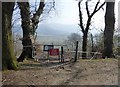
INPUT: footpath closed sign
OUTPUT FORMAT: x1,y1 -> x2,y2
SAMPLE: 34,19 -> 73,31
49,49 -> 59,56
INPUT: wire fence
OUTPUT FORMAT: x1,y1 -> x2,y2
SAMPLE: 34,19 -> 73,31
33,50 -> 102,62
63,51 -> 102,59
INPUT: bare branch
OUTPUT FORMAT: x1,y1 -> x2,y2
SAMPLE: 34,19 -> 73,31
90,0 -> 105,17
47,0 -> 55,14
78,1 -> 84,33
35,0 -> 37,11
33,0 -> 45,17
85,1 -> 90,17
85,0 -> 105,33
12,17 -> 21,27
93,0 -> 100,12
14,4 -> 19,11
95,2 -> 105,12
31,0 -> 45,30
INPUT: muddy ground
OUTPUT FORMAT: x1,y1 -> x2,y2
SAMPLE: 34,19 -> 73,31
2,58 -> 118,85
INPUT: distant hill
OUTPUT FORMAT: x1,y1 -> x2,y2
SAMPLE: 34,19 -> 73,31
13,23 -> 82,44
36,24 -> 69,36
36,23 -> 80,44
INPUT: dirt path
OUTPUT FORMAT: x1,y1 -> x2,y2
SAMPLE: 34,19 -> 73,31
2,58 -> 118,85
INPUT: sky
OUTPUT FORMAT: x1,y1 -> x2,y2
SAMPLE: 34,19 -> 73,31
11,0 -> 120,48
13,0 -> 120,37
37,0 -> 120,35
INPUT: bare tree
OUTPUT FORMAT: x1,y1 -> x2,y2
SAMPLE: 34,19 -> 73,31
17,1 -> 45,62
67,33 -> 81,51
17,0 -> 55,62
68,33 -> 81,45
78,0 -> 105,58
103,1 -> 115,58
94,33 -> 104,53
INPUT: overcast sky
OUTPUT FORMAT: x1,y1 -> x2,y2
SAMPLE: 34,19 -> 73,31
37,0 -> 120,35
13,0 -> 120,36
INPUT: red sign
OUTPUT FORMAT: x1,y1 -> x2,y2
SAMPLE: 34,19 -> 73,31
49,49 -> 59,56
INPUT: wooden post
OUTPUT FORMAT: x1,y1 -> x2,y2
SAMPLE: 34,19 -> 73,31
74,41 -> 79,62
61,46 -> 64,62
47,50 -> 50,62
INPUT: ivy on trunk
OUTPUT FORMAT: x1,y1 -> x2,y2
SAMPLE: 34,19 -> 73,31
2,2 -> 18,70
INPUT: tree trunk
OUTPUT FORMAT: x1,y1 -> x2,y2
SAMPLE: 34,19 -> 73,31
103,2 -> 115,58
91,34 -> 94,57
17,2 -> 33,62
17,1 -> 45,62
2,2 -> 18,70
82,33 -> 88,58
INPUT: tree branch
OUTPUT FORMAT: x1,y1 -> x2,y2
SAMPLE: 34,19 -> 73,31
31,0 -> 45,30
95,2 -> 105,13
85,1 -> 90,17
78,1 -> 85,33
90,0 -> 105,17
47,0 -> 55,14
35,0 -> 45,16
93,0 -> 100,12
85,0 -> 105,33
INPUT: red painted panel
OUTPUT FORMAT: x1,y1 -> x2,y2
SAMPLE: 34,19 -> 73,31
49,49 -> 59,56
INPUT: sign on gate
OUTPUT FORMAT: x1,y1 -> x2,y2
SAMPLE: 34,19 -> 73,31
43,45 -> 54,51
49,49 -> 59,56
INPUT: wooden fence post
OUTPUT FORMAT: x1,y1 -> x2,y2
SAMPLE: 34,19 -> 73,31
61,46 -> 64,62
74,41 -> 79,62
